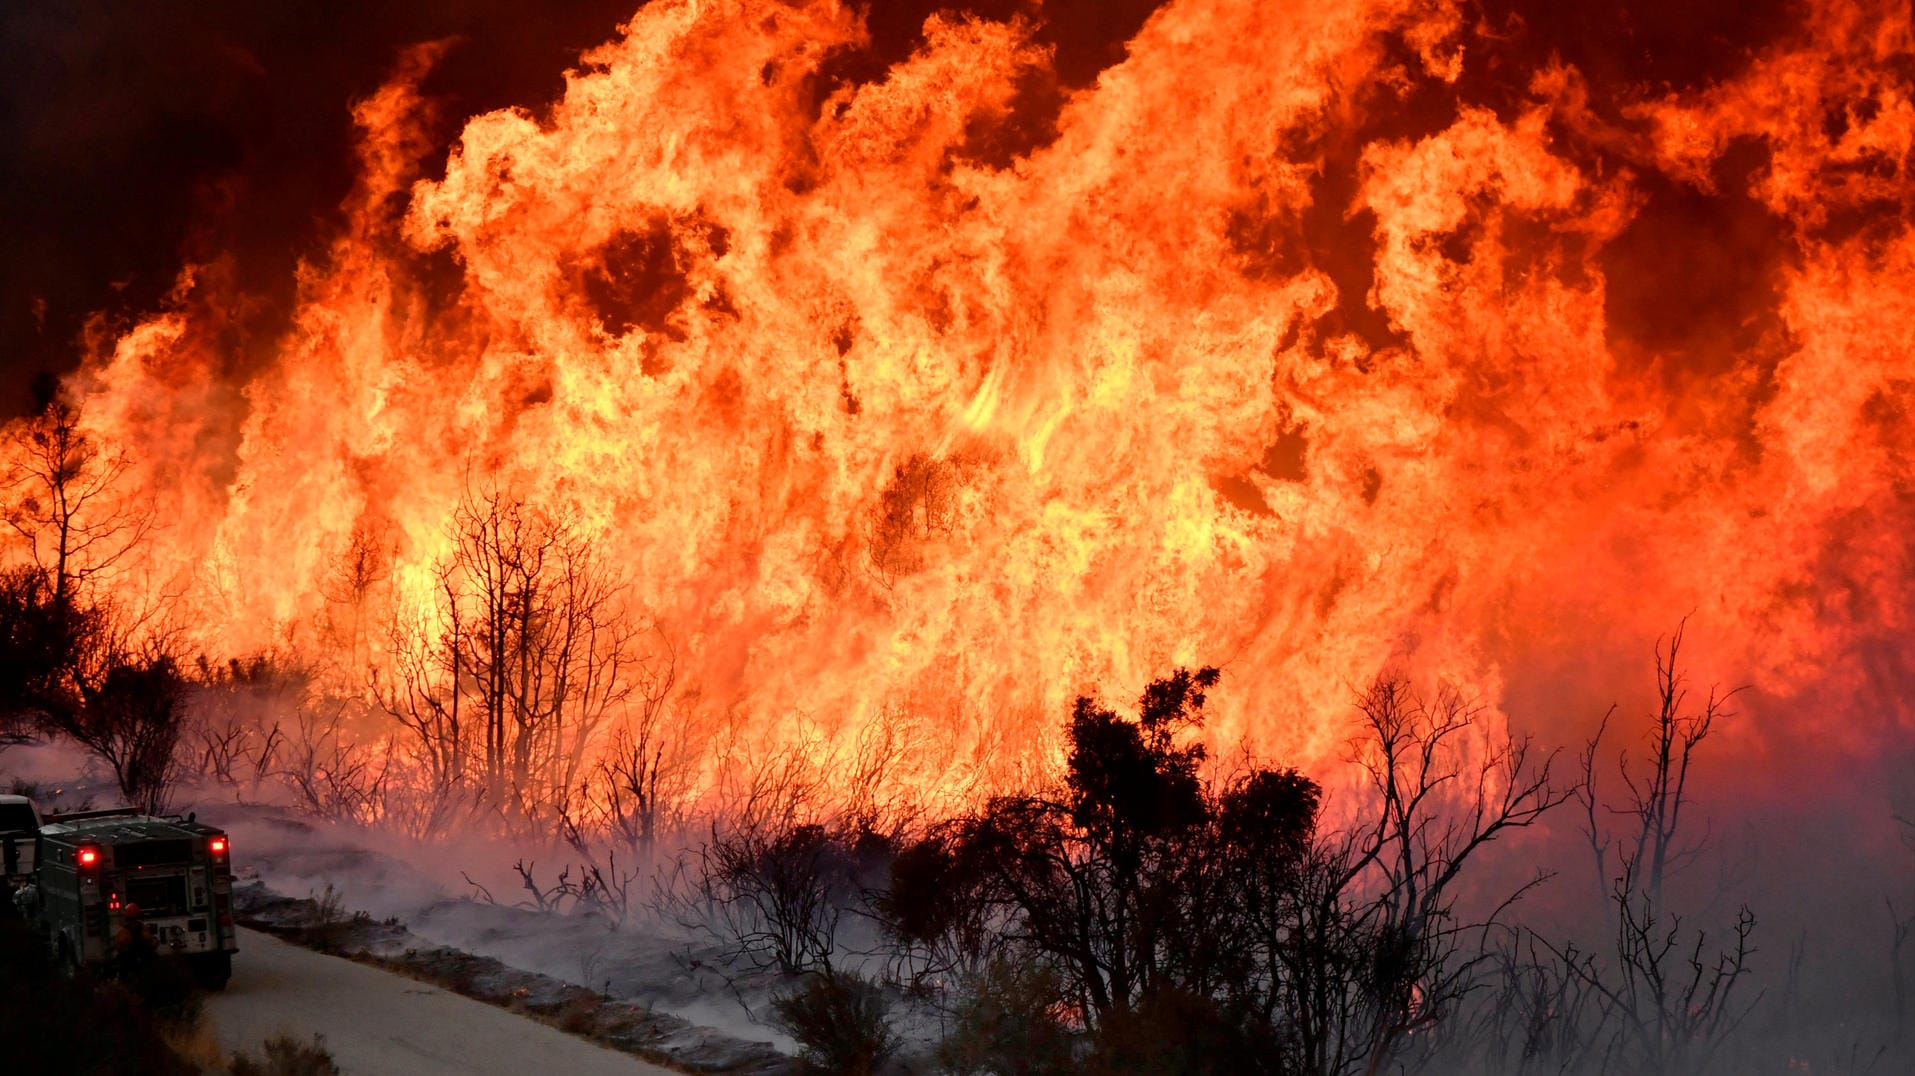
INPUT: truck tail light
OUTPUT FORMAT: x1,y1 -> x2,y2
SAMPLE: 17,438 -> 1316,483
77,845 -> 100,869
209,837 -> 227,856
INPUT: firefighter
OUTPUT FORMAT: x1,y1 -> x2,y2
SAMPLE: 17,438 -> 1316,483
114,898 -> 191,1007
114,900 -> 155,973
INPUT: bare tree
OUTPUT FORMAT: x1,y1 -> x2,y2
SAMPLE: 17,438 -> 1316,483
276,697 -> 392,827
503,642 -> 687,926
1533,623 -> 1758,1076
320,520 -> 394,670
583,640 -> 682,862
1584,623 -> 1733,909
456,490 -> 643,821
373,587 -> 474,835
377,487 -> 648,835
1270,680 -> 1567,1076
2,396 -> 151,607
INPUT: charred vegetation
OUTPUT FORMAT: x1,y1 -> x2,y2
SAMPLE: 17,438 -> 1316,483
878,667 -> 1566,1076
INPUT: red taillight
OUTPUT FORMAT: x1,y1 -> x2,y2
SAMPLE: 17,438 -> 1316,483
77,846 -> 100,868
209,837 -> 228,856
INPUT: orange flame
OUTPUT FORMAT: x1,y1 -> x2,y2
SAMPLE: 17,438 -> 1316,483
22,0 -> 1915,798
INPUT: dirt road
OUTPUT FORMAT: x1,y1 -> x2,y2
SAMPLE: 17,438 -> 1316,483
203,928 -> 676,1075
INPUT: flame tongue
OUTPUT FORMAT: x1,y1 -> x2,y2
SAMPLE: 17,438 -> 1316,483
42,0 -> 1915,791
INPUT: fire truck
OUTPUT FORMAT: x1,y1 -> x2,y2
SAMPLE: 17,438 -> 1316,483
1,793 -> 40,886
10,804 -> 238,989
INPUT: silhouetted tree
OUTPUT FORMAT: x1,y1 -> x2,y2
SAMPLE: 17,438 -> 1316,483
891,668 -> 1568,1076
0,566 -> 86,746
378,486 -> 647,833
572,635 -> 682,864
2,391 -> 186,809
2,395 -> 150,608
1541,623 -> 1758,1076
319,520 -> 394,671
916,668 -> 1225,1022
891,669 -> 1256,1040
0,558 -> 189,815
1458,625 -> 1762,1076
61,634 -> 189,815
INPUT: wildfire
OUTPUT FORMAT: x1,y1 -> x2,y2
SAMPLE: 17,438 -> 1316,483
17,0 -> 1915,801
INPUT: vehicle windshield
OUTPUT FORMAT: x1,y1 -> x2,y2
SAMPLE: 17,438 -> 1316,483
0,803 -> 37,832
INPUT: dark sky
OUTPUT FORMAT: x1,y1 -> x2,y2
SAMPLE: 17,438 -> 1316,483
0,0 -> 1791,419
0,1 -> 650,417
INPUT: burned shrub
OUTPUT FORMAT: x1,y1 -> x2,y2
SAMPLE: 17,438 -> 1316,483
692,817 -> 896,976
182,653 -> 301,793
880,827 -> 1006,983
770,970 -> 897,1076
229,1034 -> 342,1076
302,883 -> 362,954
376,487 -> 650,838
934,959 -> 1076,1076
1083,987 -> 1275,1076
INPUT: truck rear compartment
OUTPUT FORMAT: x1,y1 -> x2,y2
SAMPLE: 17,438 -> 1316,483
125,874 -> 189,916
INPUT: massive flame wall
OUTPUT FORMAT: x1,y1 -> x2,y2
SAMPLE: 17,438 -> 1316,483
22,0 -> 1915,789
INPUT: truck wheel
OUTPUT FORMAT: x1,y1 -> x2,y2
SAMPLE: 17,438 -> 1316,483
190,952 -> 232,990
